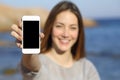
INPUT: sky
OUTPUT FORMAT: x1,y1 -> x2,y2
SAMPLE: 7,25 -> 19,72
0,0 -> 120,19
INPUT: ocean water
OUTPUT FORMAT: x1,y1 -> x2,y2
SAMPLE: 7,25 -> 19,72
0,19 -> 120,80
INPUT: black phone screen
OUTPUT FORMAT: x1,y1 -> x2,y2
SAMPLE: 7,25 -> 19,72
23,21 -> 39,48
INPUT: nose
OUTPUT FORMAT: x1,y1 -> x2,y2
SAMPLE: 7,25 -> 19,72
62,27 -> 69,38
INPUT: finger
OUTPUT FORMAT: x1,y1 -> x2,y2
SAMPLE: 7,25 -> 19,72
17,18 -> 22,29
18,19 -> 22,29
11,24 -> 22,36
40,33 -> 45,39
15,39 -> 22,44
16,39 -> 22,48
16,42 -> 22,48
11,31 -> 22,41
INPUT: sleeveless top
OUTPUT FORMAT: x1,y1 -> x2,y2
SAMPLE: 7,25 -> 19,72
20,54 -> 100,80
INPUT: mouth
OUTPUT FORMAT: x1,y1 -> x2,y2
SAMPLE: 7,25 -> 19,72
59,39 -> 70,45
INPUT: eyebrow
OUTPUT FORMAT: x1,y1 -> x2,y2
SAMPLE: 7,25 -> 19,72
70,24 -> 78,26
55,22 -> 64,26
55,22 -> 78,26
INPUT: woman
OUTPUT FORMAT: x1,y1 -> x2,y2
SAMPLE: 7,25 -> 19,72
11,1 -> 100,80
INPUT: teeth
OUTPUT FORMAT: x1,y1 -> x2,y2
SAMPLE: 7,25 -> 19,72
60,39 -> 69,43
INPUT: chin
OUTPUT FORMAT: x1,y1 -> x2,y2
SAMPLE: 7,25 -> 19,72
57,47 -> 70,52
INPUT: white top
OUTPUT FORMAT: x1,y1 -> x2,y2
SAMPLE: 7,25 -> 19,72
20,54 -> 100,80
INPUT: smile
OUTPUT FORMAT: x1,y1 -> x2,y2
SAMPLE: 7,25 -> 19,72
59,39 -> 70,44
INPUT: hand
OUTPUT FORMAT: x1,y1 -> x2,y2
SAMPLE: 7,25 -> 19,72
11,20 -> 44,48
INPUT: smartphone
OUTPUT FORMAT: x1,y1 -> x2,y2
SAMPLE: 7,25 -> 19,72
22,16 -> 40,54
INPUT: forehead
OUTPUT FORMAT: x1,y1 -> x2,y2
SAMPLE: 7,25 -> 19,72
55,10 -> 78,24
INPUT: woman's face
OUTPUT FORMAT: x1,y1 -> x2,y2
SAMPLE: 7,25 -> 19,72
52,10 -> 79,53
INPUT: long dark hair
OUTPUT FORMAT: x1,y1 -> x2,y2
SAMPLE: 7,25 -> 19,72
41,1 -> 85,60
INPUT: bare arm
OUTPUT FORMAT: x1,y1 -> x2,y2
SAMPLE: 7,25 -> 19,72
21,54 -> 40,72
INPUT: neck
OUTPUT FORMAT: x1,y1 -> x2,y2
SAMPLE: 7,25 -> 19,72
48,48 -> 74,68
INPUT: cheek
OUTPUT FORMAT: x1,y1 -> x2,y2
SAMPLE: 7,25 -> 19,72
71,31 -> 79,39
52,28 -> 62,37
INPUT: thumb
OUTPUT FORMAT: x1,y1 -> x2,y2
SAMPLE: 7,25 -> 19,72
39,33 -> 45,39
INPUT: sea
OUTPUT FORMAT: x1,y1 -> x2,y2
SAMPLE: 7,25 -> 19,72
0,18 -> 120,80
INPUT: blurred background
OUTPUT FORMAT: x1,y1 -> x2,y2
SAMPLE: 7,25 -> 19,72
0,0 -> 120,80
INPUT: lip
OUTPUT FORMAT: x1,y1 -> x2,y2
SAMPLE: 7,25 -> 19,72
59,39 -> 70,45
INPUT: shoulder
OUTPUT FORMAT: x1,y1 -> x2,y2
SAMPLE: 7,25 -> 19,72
78,58 -> 97,71
82,58 -> 95,67
38,53 -> 48,64
77,58 -> 95,67
77,58 -> 100,80
38,53 -> 53,66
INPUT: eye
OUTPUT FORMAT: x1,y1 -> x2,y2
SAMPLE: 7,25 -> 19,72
71,27 -> 77,29
56,25 -> 61,27
55,25 -> 63,28
70,26 -> 78,30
